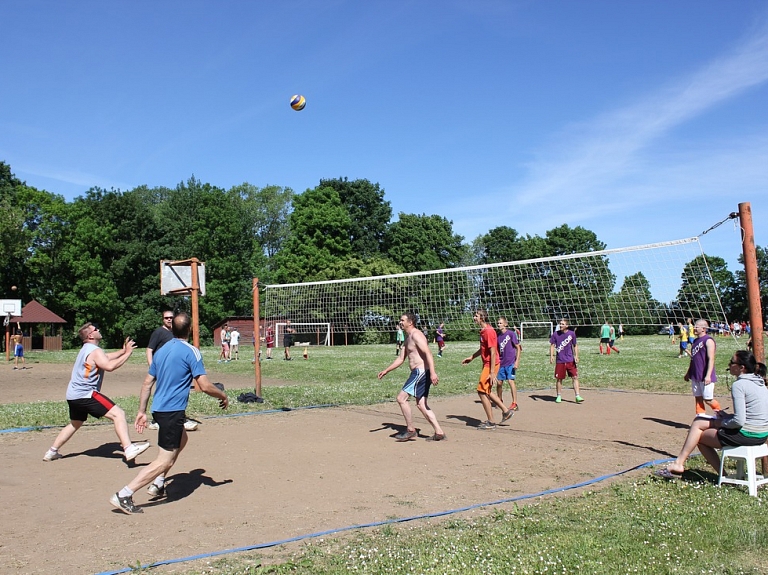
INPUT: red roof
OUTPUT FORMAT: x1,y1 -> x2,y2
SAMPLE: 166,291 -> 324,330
10,300 -> 67,324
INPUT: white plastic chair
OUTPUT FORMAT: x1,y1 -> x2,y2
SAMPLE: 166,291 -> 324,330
718,443 -> 768,497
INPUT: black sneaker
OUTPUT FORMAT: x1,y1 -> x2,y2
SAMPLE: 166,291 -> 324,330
110,493 -> 143,514
394,429 -> 418,441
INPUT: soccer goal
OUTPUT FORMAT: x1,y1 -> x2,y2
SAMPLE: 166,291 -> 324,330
520,321 -> 554,341
275,322 -> 331,347
263,237 -> 730,336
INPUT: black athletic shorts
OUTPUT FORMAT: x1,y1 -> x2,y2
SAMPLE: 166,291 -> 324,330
67,391 -> 116,422
283,335 -> 293,347
717,427 -> 768,447
152,410 -> 186,450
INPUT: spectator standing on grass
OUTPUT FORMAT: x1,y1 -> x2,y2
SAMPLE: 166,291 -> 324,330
618,323 -> 624,340
283,320 -> 295,360
608,325 -> 621,355
229,327 -> 240,360
685,319 -> 721,417
378,312 -> 446,442
395,325 -> 404,356
550,319 -> 583,404
496,317 -> 521,411
265,324 -> 275,359
110,312 -> 228,514
658,350 -> 768,478
599,320 -> 611,355
678,322 -> 690,358
435,323 -> 446,358
462,309 -> 513,429
43,322 -> 150,463
218,324 -> 229,362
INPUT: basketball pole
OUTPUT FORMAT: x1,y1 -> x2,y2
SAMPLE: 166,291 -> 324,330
253,278 -> 262,399
190,258 -> 201,350
739,202 -> 764,363
4,314 -> 10,363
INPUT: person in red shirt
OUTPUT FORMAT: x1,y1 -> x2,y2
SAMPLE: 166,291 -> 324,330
462,309 -> 513,430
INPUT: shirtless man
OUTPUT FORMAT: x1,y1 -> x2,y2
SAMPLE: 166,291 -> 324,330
378,312 -> 446,441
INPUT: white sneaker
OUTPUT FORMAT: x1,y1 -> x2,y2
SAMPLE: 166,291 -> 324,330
183,419 -> 199,431
147,482 -> 166,498
124,442 -> 150,461
43,449 -> 63,461
147,420 -> 159,430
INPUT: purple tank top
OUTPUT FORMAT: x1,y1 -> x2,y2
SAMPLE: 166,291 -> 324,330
689,335 -> 717,382
550,330 -> 576,363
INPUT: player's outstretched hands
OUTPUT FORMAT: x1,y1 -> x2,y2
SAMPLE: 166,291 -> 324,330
461,356 -> 473,365
377,370 -> 387,380
123,337 -> 137,354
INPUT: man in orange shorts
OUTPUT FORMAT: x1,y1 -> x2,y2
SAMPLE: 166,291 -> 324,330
462,309 -> 513,430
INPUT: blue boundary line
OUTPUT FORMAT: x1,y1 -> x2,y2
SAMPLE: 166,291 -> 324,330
92,457 -> 674,575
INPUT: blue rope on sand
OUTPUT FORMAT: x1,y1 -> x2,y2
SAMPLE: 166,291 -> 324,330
92,456 -> 674,575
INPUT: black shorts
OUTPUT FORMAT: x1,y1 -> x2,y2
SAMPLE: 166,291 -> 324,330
283,336 -> 294,347
717,427 -> 768,447
600,338 -> 610,344
152,410 -> 186,450
67,392 -> 116,422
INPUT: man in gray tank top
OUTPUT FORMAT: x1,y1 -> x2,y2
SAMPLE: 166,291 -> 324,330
43,322 -> 150,463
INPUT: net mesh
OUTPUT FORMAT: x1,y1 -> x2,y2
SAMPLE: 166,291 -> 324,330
263,237 -> 729,332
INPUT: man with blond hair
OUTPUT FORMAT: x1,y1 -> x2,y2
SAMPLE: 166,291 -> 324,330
43,322 -> 150,463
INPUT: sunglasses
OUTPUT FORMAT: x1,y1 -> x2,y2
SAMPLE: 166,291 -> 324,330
728,360 -> 741,367
163,316 -> 173,320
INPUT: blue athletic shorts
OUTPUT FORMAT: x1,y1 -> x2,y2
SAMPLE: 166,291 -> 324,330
402,368 -> 431,399
497,365 -> 516,380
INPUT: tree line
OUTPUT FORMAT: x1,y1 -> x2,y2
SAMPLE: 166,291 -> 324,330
1,161 -> 763,347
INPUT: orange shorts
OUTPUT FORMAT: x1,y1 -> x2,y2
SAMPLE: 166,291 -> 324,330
476,365 -> 496,394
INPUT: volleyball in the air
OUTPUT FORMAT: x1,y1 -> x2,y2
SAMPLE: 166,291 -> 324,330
290,94 -> 306,111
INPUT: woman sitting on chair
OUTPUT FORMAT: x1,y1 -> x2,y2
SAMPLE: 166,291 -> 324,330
659,350 -> 768,478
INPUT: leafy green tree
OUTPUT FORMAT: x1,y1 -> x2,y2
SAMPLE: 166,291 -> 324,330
383,213 -> 466,272
609,272 -> 661,335
272,186 -> 352,284
675,255 -> 735,322
730,245 -> 767,322
319,177 -> 391,259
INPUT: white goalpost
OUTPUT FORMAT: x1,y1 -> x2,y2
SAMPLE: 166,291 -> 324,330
275,322 -> 331,347
263,237 -> 730,336
519,321 -> 554,341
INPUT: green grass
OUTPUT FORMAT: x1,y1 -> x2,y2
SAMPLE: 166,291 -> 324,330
7,335 -> 763,574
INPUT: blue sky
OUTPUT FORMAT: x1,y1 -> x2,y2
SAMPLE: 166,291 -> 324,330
2,1 -> 766,276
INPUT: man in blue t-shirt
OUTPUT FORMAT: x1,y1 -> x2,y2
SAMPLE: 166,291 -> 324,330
111,312 -> 228,515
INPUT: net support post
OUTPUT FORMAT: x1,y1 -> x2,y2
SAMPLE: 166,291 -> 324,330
253,278 -> 262,398
739,202 -> 764,362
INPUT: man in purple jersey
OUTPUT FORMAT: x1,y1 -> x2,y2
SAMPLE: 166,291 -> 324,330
549,319 -> 583,404
496,317 -> 522,411
684,319 -> 721,417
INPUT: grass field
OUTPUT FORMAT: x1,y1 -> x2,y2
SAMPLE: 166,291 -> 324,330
6,334 -> 767,574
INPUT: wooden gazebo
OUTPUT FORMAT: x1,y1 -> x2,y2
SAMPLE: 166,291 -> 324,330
9,300 -> 67,351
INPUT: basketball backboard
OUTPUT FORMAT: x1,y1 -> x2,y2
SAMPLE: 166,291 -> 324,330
0,299 -> 22,316
160,260 -> 206,296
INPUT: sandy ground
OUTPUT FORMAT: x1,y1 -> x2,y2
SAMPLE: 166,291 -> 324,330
0,363 -> 696,574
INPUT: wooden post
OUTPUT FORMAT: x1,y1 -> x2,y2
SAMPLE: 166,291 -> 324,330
739,202 -> 764,363
190,258 -> 201,350
253,278 -> 262,399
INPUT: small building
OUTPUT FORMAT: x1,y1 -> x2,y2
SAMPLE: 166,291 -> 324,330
211,317 -> 260,347
9,300 -> 67,351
